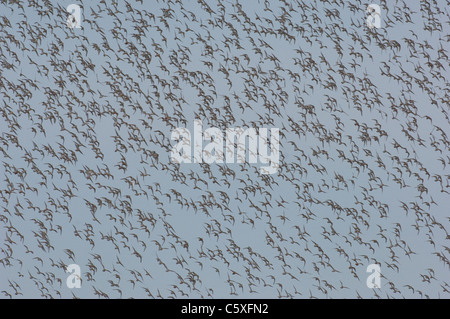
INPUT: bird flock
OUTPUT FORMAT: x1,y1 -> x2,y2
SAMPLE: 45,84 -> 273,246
0,0 -> 449,299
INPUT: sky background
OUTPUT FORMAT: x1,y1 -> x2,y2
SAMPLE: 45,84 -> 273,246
0,0 -> 449,298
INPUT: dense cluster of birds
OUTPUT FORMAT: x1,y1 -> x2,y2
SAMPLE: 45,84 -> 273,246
0,0 -> 449,298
